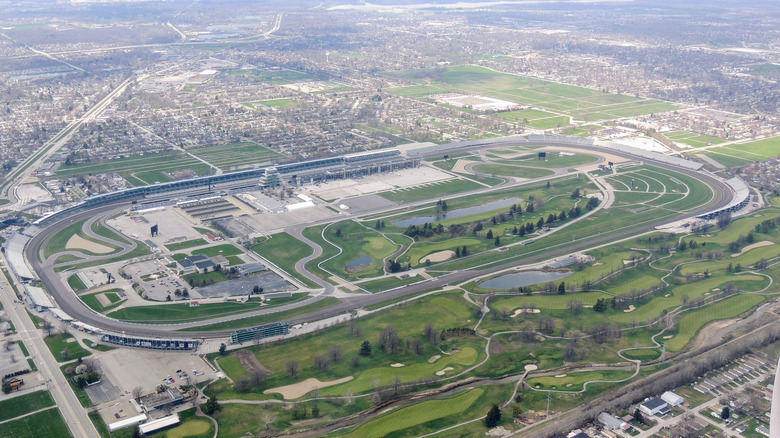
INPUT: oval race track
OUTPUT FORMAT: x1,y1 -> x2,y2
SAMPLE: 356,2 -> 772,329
25,139 -> 735,339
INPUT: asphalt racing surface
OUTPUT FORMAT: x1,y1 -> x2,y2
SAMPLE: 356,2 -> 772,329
26,140 -> 733,339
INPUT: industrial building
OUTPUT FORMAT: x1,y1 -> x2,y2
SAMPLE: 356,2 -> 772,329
640,397 -> 670,416
100,334 -> 198,351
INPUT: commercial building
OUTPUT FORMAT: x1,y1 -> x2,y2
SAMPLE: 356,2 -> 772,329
661,391 -> 684,407
597,412 -> 627,431
640,397 -> 670,416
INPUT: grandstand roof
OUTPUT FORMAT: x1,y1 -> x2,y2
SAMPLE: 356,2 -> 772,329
139,415 -> 180,434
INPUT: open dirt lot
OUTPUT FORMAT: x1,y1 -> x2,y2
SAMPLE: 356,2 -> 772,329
66,234 -> 114,254
264,376 -> 354,399
232,350 -> 272,376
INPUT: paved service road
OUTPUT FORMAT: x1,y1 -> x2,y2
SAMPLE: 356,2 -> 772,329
24,140 -> 733,339
0,254 -> 100,438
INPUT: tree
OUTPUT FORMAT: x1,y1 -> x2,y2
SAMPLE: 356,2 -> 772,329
634,408 -> 644,424
335,228 -> 342,238
328,345 -> 343,362
314,355 -> 328,371
359,340 -> 372,357
717,212 -> 732,229
311,404 -> 320,417
557,281 -> 566,295
567,299 -> 583,314
593,298 -> 608,312
235,376 -> 251,392
571,188 -> 581,198
486,229 -> 493,239
203,395 -> 221,415
720,406 -> 730,419
494,236 -> 500,246
485,404 -> 501,428
286,361 -> 299,377
219,343 -> 227,355
424,324 -> 437,344
41,319 -> 55,337
132,386 -> 143,401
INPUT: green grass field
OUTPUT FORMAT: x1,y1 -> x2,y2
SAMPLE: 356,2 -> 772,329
108,294 -> 306,324
180,297 -> 339,332
0,391 -> 56,422
666,294 -> 766,352
251,233 -> 318,288
54,151 -> 211,186
333,388 -> 484,438
320,220 -> 399,280
186,141 -> 282,169
0,406 -> 71,438
80,289 -> 125,313
164,238 -> 209,252
67,274 -> 87,291
43,219 -> 119,260
191,243 -> 243,257
44,333 -> 91,362
472,163 -> 555,179
663,130 -> 725,148
379,179 -> 483,203
527,369 -> 635,391
226,68 -> 315,84
387,65 -> 676,124
259,98 -> 300,108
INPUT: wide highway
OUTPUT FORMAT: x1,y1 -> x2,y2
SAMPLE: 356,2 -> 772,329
24,139 -> 734,339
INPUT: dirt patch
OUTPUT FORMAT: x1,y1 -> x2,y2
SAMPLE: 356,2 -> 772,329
420,250 -> 456,264
264,376 -> 353,399
623,305 -> 636,313
96,294 -> 112,307
66,234 -> 114,254
435,367 -> 454,376
452,159 -> 478,174
731,240 -> 774,257
428,355 -> 441,363
233,350 -> 272,376
390,363 -> 405,368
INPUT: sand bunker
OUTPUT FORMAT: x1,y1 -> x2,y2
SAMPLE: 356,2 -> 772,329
66,234 -> 113,254
452,159 -> 478,174
524,364 -> 537,372
592,262 -> 603,266
420,250 -> 456,264
622,259 -> 637,265
264,376 -> 353,399
390,363 -> 405,368
428,355 -> 441,363
663,335 -> 673,339
731,240 -> 774,257
623,305 -> 636,313
554,374 -> 567,378
511,308 -> 541,317
435,367 -> 454,376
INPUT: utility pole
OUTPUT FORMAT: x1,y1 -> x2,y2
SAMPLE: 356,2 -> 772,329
546,391 -> 551,417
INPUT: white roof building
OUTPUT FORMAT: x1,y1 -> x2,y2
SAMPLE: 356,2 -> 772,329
138,414 -> 179,434
25,286 -> 53,309
661,391 -> 684,407
108,414 -> 147,431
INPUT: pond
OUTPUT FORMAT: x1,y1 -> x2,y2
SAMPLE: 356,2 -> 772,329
393,197 -> 523,227
478,270 -> 573,290
347,256 -> 372,269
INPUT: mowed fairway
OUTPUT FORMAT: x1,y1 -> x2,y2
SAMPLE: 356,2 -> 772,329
387,65 -> 677,124
321,220 -> 399,280
666,294 -> 765,352
333,388 -> 484,438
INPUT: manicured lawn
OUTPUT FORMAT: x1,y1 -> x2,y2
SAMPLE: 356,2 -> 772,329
472,163 -> 554,179
80,288 -> 125,313
666,294 -> 766,351
108,294 -> 306,324
187,141 -> 282,169
333,388 -> 484,438
43,332 -> 91,362
0,406 -> 71,438
251,232 -> 318,288
527,369 -> 635,391
379,179 -> 483,203
191,244 -> 243,257
0,391 -> 56,422
67,274 -> 87,291
179,296 -> 339,332
320,220 -> 399,280
164,238 -> 209,252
